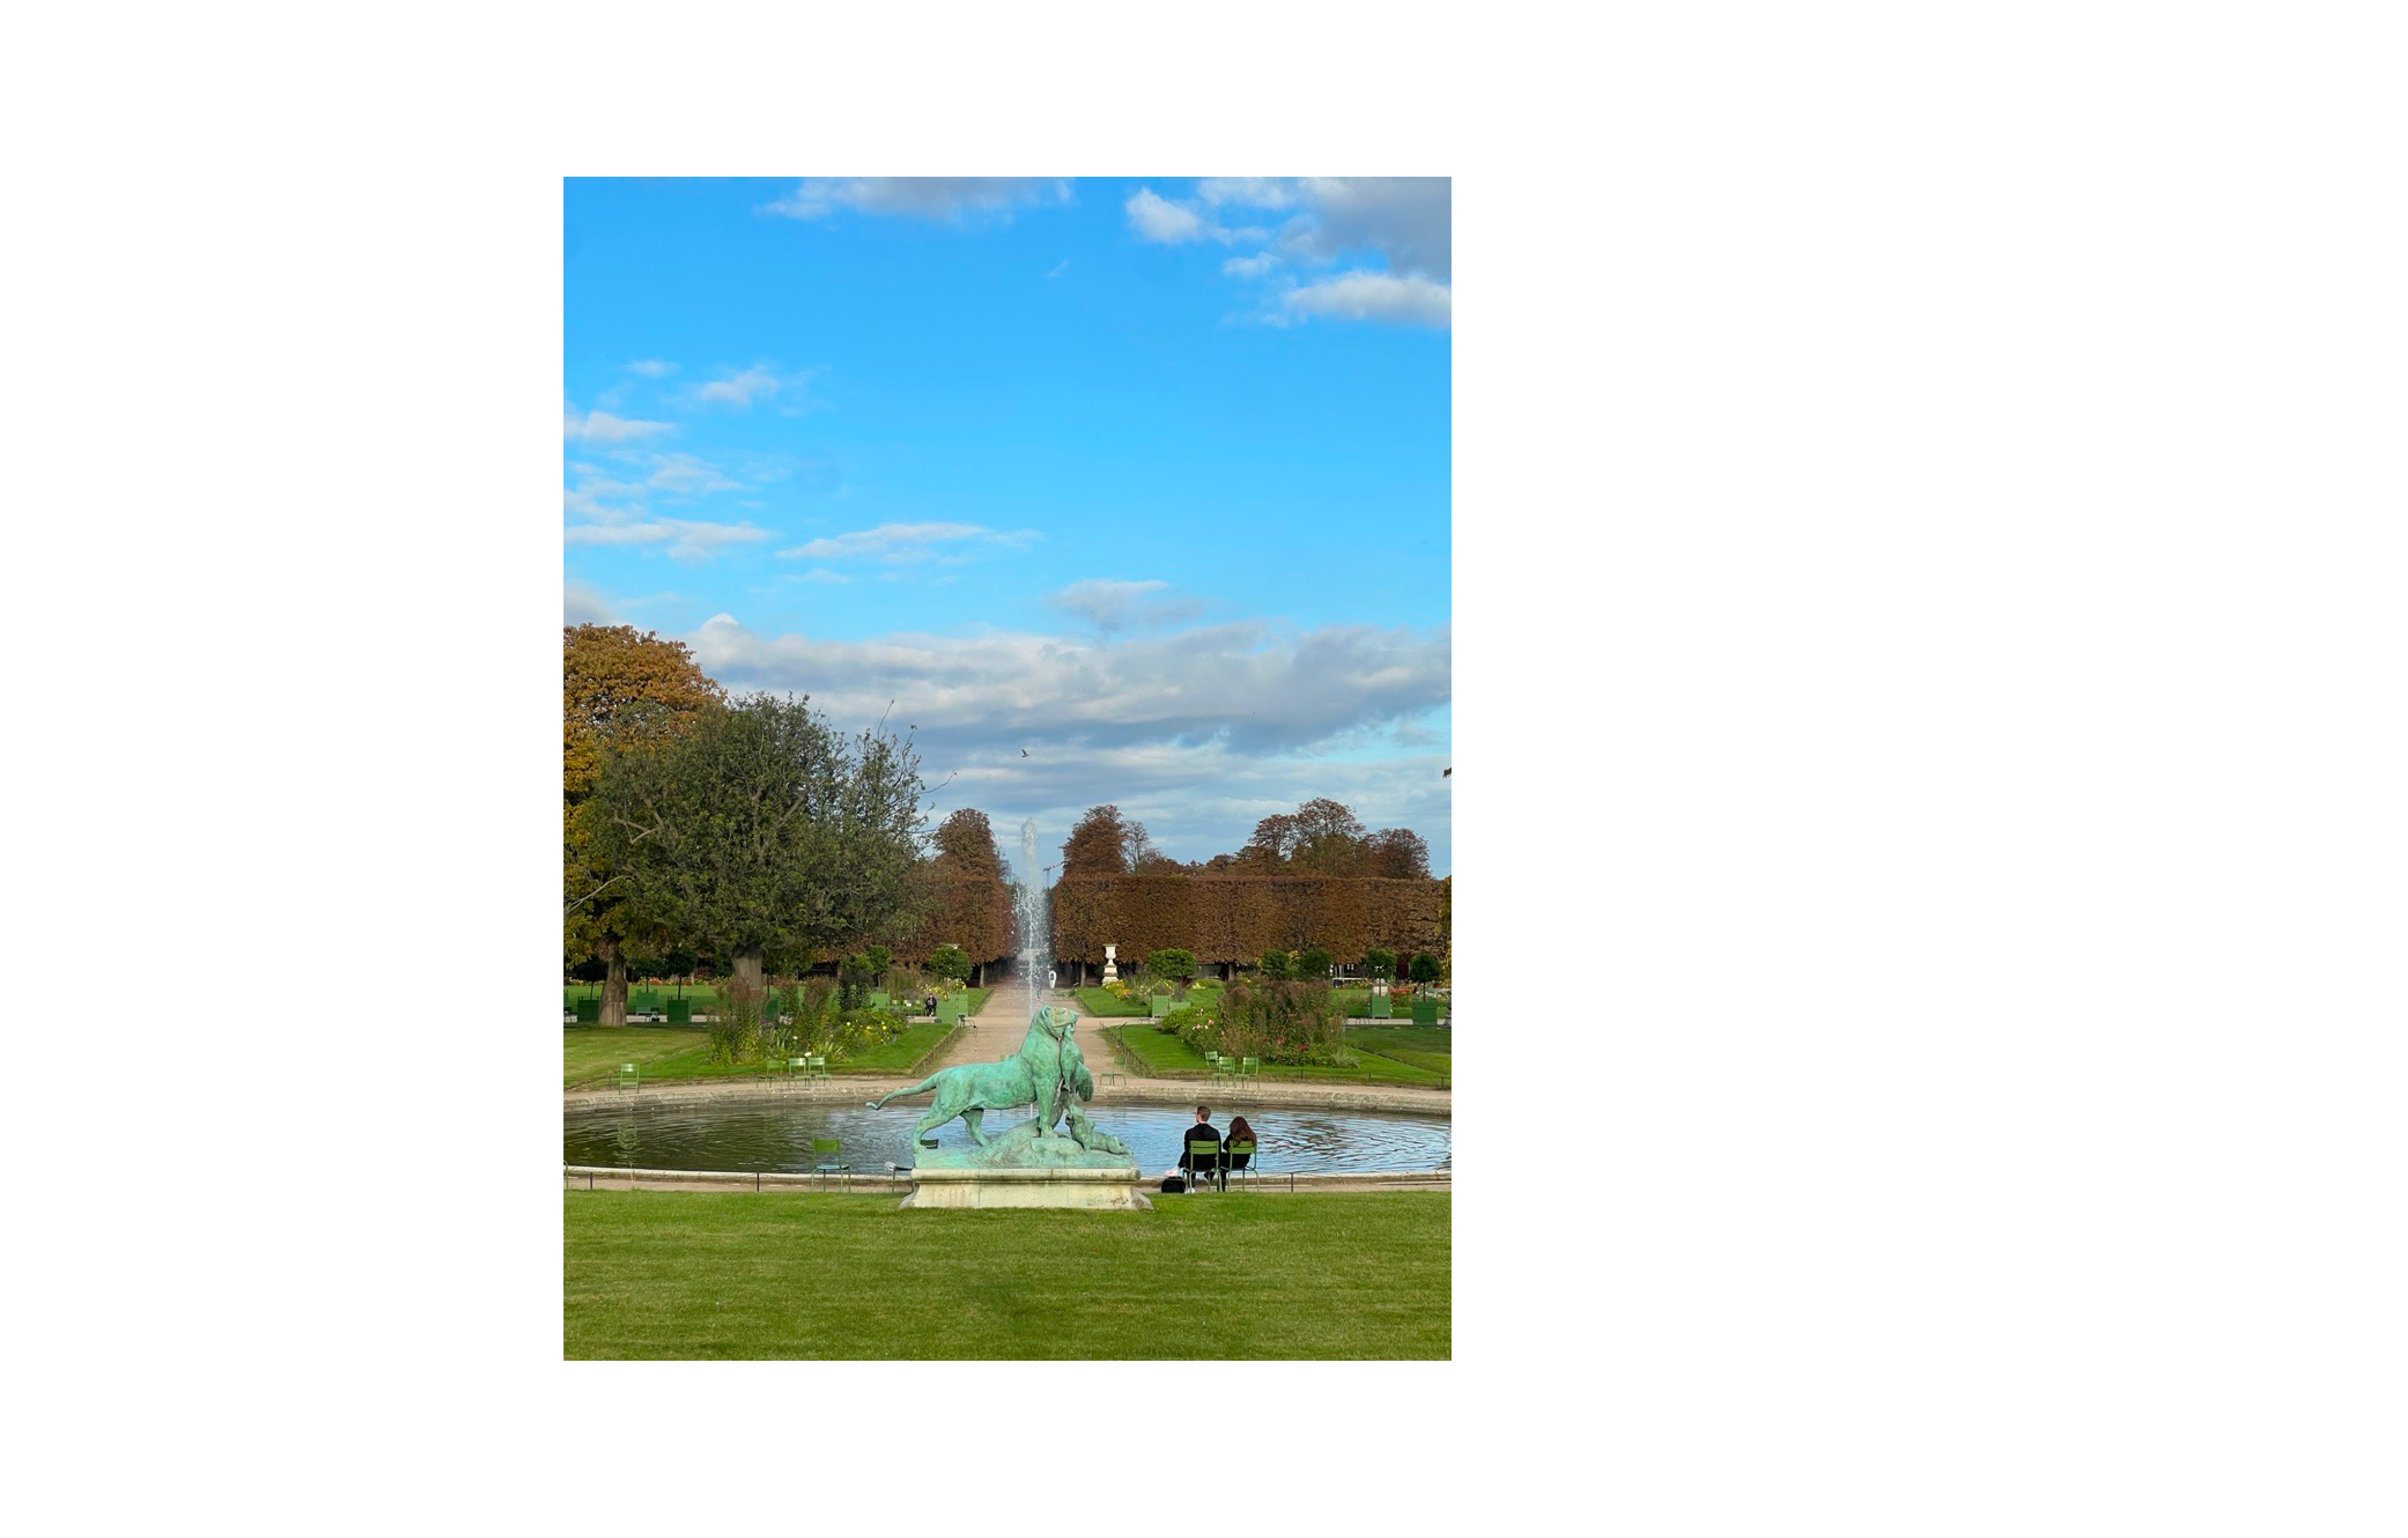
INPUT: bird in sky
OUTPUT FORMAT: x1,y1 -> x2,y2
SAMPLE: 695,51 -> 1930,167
1442,767 -> 1452,778
1021,747 -> 1030,757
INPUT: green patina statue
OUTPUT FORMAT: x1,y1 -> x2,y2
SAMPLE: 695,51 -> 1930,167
868,1005 -> 1132,1168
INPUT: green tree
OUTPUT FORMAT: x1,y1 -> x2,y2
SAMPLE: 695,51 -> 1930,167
586,693 -> 925,999
1365,947 -> 1398,980
563,625 -> 724,1027
1410,951 -> 1441,984
1146,947 -> 1198,985
1296,945 -> 1334,980
927,943 -> 971,984
1259,949 -> 1293,981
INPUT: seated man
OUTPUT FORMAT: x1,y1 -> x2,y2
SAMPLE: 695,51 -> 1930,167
1176,1104 -> 1221,1184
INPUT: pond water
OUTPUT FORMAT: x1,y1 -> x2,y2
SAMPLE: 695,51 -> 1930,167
563,1099 -> 1451,1176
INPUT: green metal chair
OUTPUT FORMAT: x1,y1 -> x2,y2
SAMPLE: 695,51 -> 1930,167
1184,1136 -> 1226,1193
805,1053 -> 830,1080
1238,1056 -> 1261,1083
813,1137 -> 847,1173
1225,1137 -> 1258,1189
1212,1056 -> 1238,1083
616,1062 -> 639,1092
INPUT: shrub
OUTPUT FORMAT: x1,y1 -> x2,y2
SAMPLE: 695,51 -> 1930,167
1295,946 -> 1333,980
861,943 -> 893,983
928,943 -> 972,984
708,982 -> 767,1064
1365,947 -> 1398,980
1215,979 -> 1351,1066
836,952 -> 877,1010
1146,948 -> 1198,985
1409,951 -> 1442,983
1258,949 -> 1293,981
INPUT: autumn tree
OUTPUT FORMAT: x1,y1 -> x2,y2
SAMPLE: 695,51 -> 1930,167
1290,797 -> 1369,874
928,808 -> 1013,982
563,625 -> 724,1026
585,693 -> 925,998
1061,804 -> 1134,877
1365,827 -> 1432,880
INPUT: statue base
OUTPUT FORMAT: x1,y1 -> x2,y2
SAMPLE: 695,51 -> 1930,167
903,1167 -> 1152,1210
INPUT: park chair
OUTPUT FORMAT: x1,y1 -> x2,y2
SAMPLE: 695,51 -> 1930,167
813,1137 -> 847,1173
1239,1056 -> 1261,1083
1212,1055 -> 1238,1083
616,1062 -> 639,1092
1225,1137 -> 1258,1189
805,1053 -> 830,1080
1184,1137 -> 1226,1193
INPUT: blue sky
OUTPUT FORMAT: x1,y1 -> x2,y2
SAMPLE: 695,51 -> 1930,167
565,177 -> 1451,875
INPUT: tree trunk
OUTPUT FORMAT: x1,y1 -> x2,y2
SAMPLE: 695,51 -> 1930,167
974,960 -> 984,986
599,936 -> 628,1027
731,950 -> 765,999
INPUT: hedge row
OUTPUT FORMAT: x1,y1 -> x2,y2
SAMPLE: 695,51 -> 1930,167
1049,874 -> 1446,966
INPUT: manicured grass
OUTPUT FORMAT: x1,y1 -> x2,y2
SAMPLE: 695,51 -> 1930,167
1074,981 -> 1220,1018
1096,1024 -> 1449,1088
563,1027 -> 717,1086
563,1190 -> 1450,1359
564,985 -> 993,1019
566,1008 -> 979,1086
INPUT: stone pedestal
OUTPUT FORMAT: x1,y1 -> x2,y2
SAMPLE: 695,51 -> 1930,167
903,1167 -> 1152,1210
1101,943 -> 1118,983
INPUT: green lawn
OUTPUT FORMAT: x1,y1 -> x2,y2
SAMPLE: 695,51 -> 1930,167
1096,1023 -> 1449,1088
563,1190 -> 1450,1359
1074,981 -> 1221,1018
565,1011 -> 972,1086
563,1027 -> 718,1086
565,985 -> 992,1019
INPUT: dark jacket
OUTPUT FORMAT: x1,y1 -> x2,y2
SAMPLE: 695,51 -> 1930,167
1223,1128 -> 1254,1169
1180,1120 -> 1222,1172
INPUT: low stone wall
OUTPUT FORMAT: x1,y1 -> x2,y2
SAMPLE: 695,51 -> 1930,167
562,1164 -> 1449,1195
564,1076 -> 1449,1116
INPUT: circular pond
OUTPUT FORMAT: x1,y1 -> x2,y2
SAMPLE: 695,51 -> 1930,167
564,1099 -> 1450,1177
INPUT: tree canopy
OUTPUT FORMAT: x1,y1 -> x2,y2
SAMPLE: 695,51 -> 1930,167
584,691 -> 925,992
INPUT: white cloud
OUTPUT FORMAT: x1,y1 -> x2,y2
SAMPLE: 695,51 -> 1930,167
565,580 -> 615,625
564,519 -> 775,559
1222,253 -> 1279,280
783,569 -> 854,585
685,613 -> 1450,757
1197,177 -> 1296,209
1283,271 -> 1453,328
1286,177 -> 1452,280
626,359 -> 677,377
1124,188 -> 1267,246
776,522 -> 1040,565
684,364 -> 813,411
1047,578 -> 1209,634
565,408 -> 674,444
643,453 -> 743,496
1126,188 -> 1207,243
758,178 -> 1070,224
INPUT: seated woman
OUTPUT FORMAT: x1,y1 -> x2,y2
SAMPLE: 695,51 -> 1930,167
1222,1115 -> 1257,1174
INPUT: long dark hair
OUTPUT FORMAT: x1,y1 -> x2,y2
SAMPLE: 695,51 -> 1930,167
1227,1115 -> 1255,1146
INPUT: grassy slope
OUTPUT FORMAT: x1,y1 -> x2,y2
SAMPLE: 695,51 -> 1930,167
563,1190 -> 1450,1360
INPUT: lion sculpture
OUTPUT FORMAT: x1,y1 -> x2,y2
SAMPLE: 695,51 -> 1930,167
868,1003 -> 1079,1147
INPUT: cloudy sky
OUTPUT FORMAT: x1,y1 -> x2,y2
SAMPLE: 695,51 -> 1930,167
565,177 -> 1451,875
